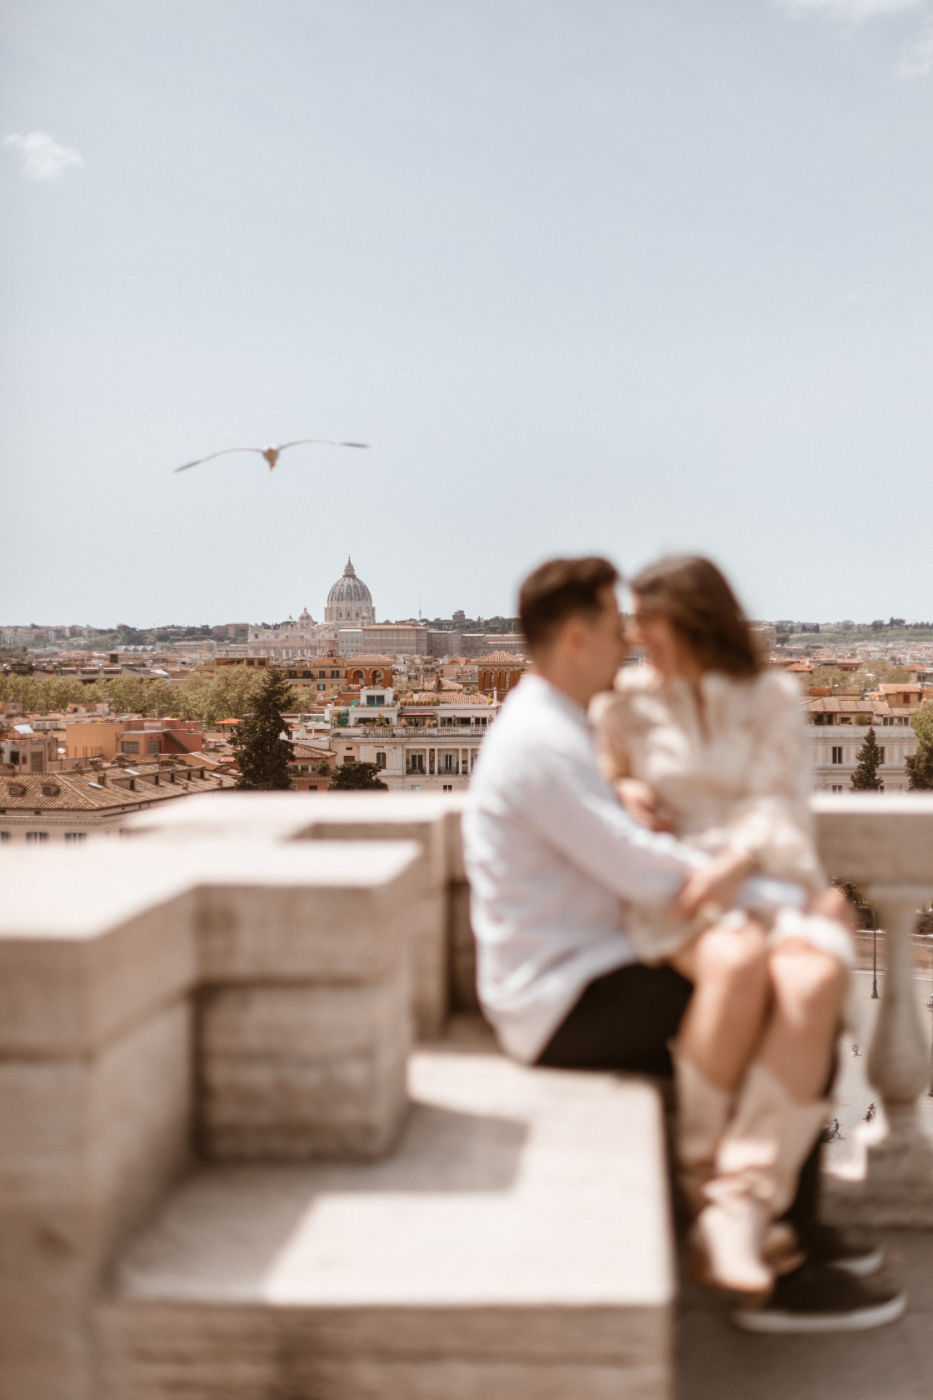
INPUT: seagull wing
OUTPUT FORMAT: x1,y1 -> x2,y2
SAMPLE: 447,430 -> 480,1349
275,438 -> 370,452
174,447 -> 265,473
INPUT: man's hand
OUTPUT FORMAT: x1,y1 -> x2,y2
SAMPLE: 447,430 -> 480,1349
676,848 -> 756,921
616,778 -> 675,833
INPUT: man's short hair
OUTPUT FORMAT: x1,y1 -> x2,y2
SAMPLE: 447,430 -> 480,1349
518,556 -> 620,654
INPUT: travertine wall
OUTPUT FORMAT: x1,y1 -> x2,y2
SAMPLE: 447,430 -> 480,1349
0,832 -> 425,1400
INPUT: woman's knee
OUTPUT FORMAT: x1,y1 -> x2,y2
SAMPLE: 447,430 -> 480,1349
695,920 -> 769,991
770,941 -> 848,1019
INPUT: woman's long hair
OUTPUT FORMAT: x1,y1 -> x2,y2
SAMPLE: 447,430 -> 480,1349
630,555 -> 762,678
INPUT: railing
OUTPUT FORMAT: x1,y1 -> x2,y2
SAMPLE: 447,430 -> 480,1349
812,793 -> 933,1224
349,725 -> 487,738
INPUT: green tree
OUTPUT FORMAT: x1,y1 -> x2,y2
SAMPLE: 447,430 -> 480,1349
906,701 -> 933,790
183,667 -> 265,727
231,668 -> 295,790
97,676 -> 181,716
809,667 -> 852,691
851,726 -> 884,791
328,760 -> 388,791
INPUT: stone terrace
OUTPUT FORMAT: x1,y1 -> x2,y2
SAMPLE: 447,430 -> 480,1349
1,791 -> 932,1400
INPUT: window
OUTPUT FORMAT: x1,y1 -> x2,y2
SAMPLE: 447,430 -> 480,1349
442,784 -> 453,793
65,831 -> 87,842
26,831 -> 49,842
442,754 -> 457,773
30,751 -> 44,772
831,785 -> 844,793
147,739 -> 160,754
375,752 -> 386,769
409,783 -> 422,792
121,741 -> 140,754
878,747 -> 886,765
408,753 -> 425,774
831,747 -> 843,764
0,831 -> 10,842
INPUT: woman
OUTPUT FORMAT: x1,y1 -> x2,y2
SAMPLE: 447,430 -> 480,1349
592,554 -> 854,1302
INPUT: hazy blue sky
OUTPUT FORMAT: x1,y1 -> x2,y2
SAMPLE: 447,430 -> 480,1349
2,0 -> 931,627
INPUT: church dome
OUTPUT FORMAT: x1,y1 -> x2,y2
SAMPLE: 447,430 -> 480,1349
324,557 -> 376,625
327,558 -> 373,608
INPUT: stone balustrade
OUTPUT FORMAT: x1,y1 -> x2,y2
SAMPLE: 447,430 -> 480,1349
812,793 -> 933,1225
1,790 -> 932,1399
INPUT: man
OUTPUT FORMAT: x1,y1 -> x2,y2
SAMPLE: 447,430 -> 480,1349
463,556 -> 903,1332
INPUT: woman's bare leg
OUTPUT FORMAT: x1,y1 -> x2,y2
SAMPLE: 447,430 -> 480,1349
669,919 -> 771,1091
756,939 -> 848,1101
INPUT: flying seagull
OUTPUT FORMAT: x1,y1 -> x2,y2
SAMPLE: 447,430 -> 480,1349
175,438 -> 369,472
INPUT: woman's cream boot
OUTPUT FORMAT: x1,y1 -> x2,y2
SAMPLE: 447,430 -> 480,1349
672,1047 -> 734,1216
693,1062 -> 829,1302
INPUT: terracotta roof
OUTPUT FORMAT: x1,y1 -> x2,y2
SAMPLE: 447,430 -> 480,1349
292,743 -> 333,760
478,651 -> 527,664
805,698 -> 878,714
0,768 -> 233,813
176,752 -> 226,769
343,654 -> 394,665
404,693 -> 496,707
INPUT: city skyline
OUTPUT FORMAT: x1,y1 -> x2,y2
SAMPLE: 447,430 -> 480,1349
3,1 -> 932,627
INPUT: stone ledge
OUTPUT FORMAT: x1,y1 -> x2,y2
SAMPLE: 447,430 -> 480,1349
0,839 -> 423,1058
99,1021 -> 675,1399
812,792 -> 933,886
124,791 -> 455,883
123,794 -> 453,1036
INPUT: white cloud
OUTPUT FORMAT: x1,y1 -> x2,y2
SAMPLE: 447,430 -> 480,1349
3,130 -> 85,183
898,12 -> 933,72
779,0 -> 924,22
778,0 -> 933,77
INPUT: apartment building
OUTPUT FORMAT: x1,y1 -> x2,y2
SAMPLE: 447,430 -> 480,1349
806,693 -> 928,792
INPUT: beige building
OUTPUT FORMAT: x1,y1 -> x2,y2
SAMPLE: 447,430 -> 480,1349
329,690 -> 499,791
806,693 -> 928,792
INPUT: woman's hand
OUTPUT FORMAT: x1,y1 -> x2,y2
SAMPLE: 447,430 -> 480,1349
675,848 -> 756,921
616,778 -> 675,833
809,885 -> 857,933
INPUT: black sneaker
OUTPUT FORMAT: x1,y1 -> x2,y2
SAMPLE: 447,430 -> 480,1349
803,1223 -> 885,1277
731,1262 -> 907,1334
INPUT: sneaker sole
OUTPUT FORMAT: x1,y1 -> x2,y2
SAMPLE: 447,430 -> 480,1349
731,1291 -> 907,1334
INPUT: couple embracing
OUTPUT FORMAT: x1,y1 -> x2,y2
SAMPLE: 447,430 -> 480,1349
463,553 -> 906,1333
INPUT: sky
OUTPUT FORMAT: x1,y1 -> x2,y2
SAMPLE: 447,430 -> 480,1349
2,0 -> 932,629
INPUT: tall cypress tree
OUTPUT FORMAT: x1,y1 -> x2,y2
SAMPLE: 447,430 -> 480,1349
232,667 -> 295,790
850,726 -> 884,791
